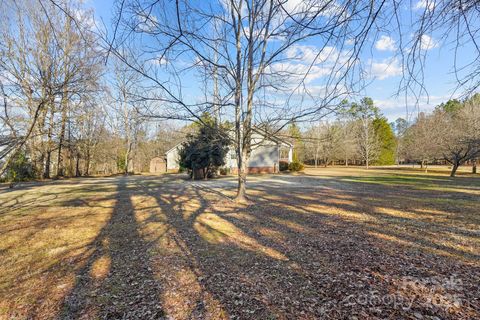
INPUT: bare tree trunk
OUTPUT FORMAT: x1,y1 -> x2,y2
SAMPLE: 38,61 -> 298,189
450,161 -> 460,177
56,16 -> 71,177
75,153 -> 81,177
232,1 -> 248,203
365,118 -> 369,169
237,151 -> 248,201
44,151 -> 51,179
56,106 -> 67,176
43,105 -> 55,179
473,159 -> 477,174
124,146 -> 130,174
85,156 -> 91,176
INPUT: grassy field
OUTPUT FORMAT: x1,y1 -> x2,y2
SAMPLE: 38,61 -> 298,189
0,167 -> 479,319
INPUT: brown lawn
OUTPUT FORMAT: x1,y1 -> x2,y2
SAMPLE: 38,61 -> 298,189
0,167 -> 479,319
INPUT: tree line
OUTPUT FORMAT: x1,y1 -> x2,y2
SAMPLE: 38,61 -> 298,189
292,97 -> 397,168
400,95 -> 480,176
293,95 -> 480,177
0,0 -> 184,182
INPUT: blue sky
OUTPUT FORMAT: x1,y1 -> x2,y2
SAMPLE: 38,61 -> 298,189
87,0 -> 475,123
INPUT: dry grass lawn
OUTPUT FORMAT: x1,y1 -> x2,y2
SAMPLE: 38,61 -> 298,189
0,166 -> 479,319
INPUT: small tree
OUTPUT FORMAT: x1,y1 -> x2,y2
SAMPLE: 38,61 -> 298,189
179,124 -> 230,180
288,122 -> 305,163
4,152 -> 36,182
392,118 -> 409,165
373,117 -> 396,165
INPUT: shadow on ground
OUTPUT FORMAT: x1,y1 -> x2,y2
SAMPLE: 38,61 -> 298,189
0,171 -> 479,319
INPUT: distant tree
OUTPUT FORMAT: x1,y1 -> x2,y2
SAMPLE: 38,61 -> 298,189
179,123 -> 230,180
337,118 -> 358,166
392,118 -> 409,137
434,100 -> 480,177
465,94 -> 480,173
392,118 -> 409,164
304,124 -> 323,167
437,99 -> 463,114
304,122 -> 340,167
402,112 -> 438,170
348,97 -> 380,169
288,122 -> 305,163
373,117 -> 396,165
400,94 -> 480,176
111,60 -> 143,174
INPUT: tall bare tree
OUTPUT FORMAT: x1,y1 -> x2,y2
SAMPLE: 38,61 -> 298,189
347,97 -> 380,169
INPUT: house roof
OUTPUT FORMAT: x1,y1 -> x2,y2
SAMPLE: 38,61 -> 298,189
165,142 -> 184,155
150,156 -> 166,162
251,127 -> 293,147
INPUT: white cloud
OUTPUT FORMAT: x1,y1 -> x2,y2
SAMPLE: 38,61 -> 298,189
375,35 -> 396,51
420,34 -> 438,50
275,44 -> 355,87
73,8 -> 97,31
285,45 -> 347,65
370,58 -> 402,80
413,0 -> 435,11
268,62 -> 332,84
283,0 -> 303,13
373,94 -> 454,121
154,56 -> 168,65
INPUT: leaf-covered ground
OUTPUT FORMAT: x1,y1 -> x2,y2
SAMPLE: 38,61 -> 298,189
0,167 -> 479,319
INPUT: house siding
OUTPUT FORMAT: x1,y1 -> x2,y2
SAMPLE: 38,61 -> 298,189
166,147 -> 180,171
249,145 -> 278,167
227,144 -> 280,173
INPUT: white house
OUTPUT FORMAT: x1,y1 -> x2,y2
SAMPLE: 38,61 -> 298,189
166,142 -> 183,172
165,128 -> 293,174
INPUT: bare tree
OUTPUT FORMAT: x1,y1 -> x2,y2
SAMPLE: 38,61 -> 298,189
110,59 -> 144,174
336,116 -> 359,166
401,96 -> 480,177
434,100 -> 480,177
402,112 -> 438,171
304,121 -> 341,167
304,124 -> 323,167
347,98 -> 380,169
